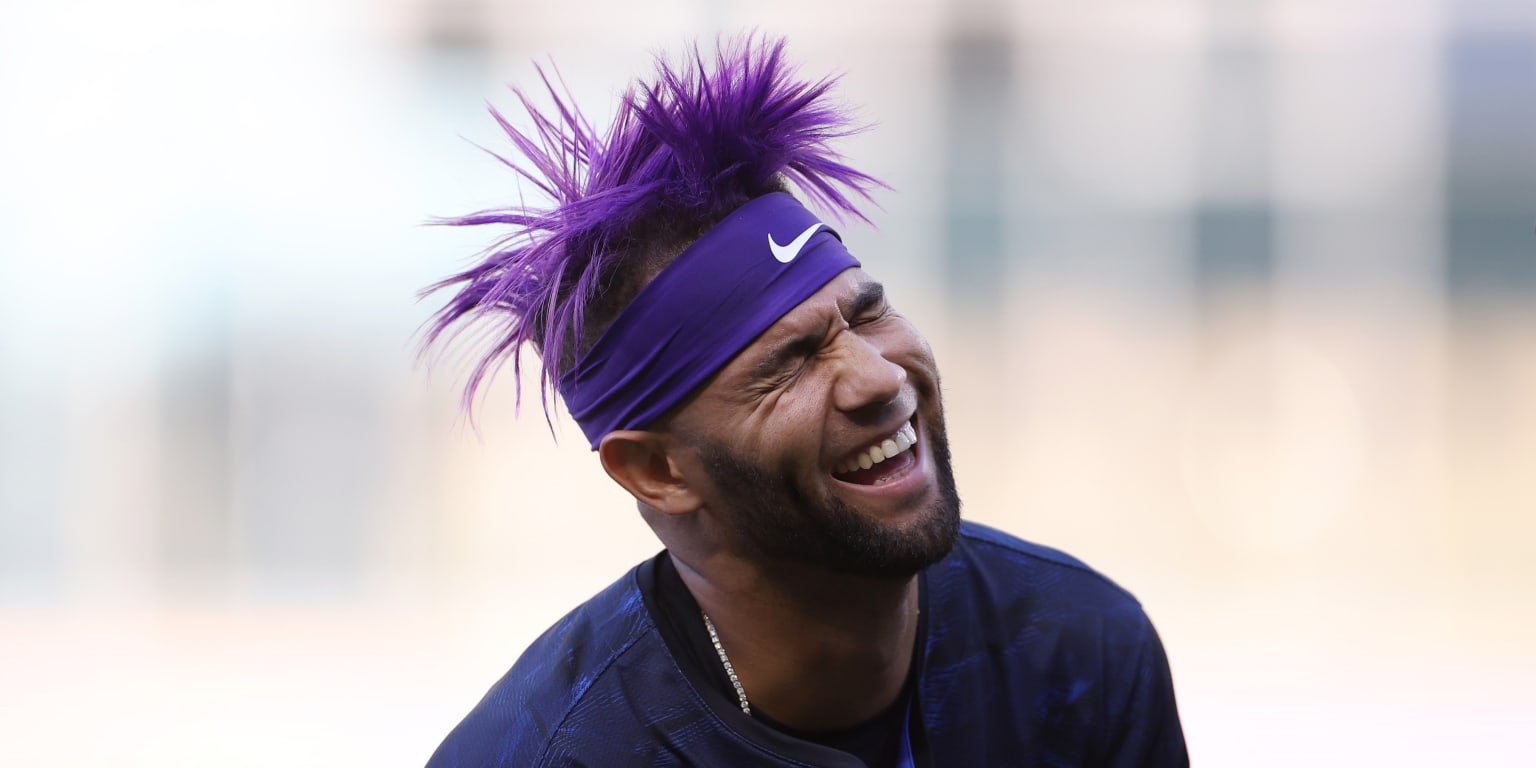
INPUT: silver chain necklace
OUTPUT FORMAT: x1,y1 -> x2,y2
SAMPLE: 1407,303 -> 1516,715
701,611 -> 751,715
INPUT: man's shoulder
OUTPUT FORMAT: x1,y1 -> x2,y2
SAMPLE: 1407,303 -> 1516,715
427,563 -> 663,768
954,519 -> 1136,588
935,520 -> 1164,696
921,521 -> 1186,765
945,519 -> 1146,619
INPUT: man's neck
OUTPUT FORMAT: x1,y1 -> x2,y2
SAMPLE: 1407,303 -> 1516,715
671,553 -> 921,731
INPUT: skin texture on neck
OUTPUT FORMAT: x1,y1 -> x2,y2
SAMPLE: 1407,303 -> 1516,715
667,541 -> 920,731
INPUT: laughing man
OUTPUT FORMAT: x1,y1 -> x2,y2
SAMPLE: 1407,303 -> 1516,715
423,36 -> 1188,768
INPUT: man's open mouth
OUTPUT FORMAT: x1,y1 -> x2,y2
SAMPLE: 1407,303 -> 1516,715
831,421 -> 918,486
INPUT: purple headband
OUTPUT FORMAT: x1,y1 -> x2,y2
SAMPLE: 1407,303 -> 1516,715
559,192 -> 860,448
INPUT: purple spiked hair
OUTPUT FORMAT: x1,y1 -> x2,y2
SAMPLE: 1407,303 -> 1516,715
420,34 -> 885,423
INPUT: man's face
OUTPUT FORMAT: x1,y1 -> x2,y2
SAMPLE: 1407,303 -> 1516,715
669,268 -> 961,579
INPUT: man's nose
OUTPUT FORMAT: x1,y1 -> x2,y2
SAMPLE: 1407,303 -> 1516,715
831,334 -> 907,415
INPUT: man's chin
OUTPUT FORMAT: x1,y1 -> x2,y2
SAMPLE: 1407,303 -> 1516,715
800,494 -> 962,580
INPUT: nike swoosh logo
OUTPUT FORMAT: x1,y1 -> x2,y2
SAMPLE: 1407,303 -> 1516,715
768,223 -> 829,263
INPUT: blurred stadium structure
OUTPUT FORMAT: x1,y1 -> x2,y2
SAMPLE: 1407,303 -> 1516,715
1,0 -> 1533,764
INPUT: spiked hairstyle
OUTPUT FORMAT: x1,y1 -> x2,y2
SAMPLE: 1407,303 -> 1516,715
421,35 -> 885,422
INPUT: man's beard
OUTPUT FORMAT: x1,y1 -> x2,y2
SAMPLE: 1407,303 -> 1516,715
692,416 -> 962,580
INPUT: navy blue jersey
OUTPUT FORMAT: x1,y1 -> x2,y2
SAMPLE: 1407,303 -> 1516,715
428,522 -> 1188,767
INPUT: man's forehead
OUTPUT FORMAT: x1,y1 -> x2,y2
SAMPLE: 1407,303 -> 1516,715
756,268 -> 872,338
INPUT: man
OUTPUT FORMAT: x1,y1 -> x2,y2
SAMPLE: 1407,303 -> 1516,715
424,36 -> 1187,768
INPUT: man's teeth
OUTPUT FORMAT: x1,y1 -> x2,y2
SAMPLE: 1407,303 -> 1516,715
836,423 -> 917,475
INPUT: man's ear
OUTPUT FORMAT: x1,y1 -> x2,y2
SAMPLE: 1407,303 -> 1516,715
597,430 -> 703,516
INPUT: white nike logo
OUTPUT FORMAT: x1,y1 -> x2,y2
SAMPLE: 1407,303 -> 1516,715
768,223 -> 829,263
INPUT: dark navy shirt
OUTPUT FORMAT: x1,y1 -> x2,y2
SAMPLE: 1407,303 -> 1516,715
427,521 -> 1189,767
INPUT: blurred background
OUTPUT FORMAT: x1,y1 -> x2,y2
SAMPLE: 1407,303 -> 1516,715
2,0 -> 1534,764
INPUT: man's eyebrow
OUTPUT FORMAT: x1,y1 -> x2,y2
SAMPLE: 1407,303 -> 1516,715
845,281 -> 886,318
751,326 -> 827,383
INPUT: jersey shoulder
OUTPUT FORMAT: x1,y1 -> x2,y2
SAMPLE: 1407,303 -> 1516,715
957,519 -> 1139,594
949,519 -> 1148,623
921,521 -> 1186,766
426,566 -> 658,768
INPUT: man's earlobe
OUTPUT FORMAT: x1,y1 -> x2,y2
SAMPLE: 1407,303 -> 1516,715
597,430 -> 701,515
